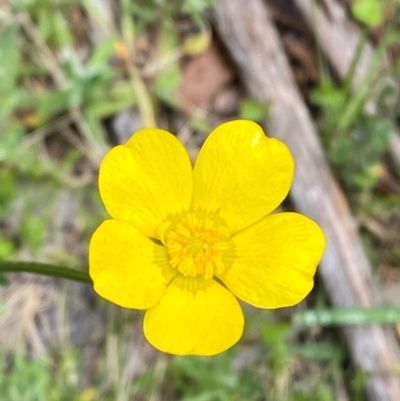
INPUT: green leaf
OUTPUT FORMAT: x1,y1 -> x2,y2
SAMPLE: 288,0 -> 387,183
351,0 -> 383,27
37,8 -> 53,42
0,124 -> 25,162
311,81 -> 346,111
290,341 -> 345,362
38,89 -> 71,117
88,81 -> 137,117
0,170 -> 16,219
85,109 -> 107,144
154,66 -> 182,106
20,216 -> 48,255
88,38 -> 116,67
239,97 -> 270,121
52,10 -> 74,47
88,97 -> 136,118
0,238 -> 15,259
0,274 -> 9,286
0,22 -> 21,93
189,114 -> 211,133
261,320 -> 291,373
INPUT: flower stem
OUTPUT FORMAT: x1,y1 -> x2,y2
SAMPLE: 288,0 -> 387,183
293,307 -> 400,327
0,260 -> 92,284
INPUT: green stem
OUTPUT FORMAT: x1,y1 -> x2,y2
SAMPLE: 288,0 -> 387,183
342,27 -> 368,97
294,307 -> 400,327
338,26 -> 396,135
0,260 -> 92,284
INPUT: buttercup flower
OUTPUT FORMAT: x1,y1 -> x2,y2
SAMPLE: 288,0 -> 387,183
89,120 -> 325,356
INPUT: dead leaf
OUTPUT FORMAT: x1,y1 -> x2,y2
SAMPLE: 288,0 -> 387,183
177,40 -> 234,114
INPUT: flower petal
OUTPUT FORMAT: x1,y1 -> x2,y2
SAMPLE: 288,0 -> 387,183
99,128 -> 193,238
219,212 -> 325,308
89,220 -> 176,309
191,120 -> 294,233
143,276 -> 244,355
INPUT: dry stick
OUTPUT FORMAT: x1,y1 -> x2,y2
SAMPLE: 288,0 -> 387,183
294,0 -> 400,169
213,1 -> 400,401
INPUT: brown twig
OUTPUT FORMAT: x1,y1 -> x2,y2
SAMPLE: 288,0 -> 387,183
213,1 -> 400,400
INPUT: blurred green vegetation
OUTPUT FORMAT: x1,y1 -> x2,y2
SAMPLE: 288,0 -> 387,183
0,315 -> 351,401
0,0 -> 400,400
311,0 -> 400,280
312,0 -> 397,192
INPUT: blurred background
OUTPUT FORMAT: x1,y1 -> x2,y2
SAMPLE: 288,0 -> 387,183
1,0 -> 400,400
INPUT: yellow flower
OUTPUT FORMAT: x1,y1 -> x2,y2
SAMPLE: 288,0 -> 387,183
89,120 -> 325,356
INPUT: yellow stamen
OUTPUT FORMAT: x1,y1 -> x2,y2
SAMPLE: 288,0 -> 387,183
164,212 -> 232,280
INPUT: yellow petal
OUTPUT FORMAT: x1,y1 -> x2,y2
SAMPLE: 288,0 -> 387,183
191,120 -> 294,233
99,128 -> 193,238
143,276 -> 244,355
219,212 -> 325,308
89,220 -> 176,309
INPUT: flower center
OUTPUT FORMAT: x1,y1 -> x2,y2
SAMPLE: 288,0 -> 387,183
160,212 -> 232,280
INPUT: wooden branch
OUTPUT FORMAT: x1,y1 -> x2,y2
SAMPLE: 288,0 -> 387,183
294,0 -> 400,170
213,1 -> 400,400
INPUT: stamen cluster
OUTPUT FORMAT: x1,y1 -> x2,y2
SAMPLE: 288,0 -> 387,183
165,213 -> 230,279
